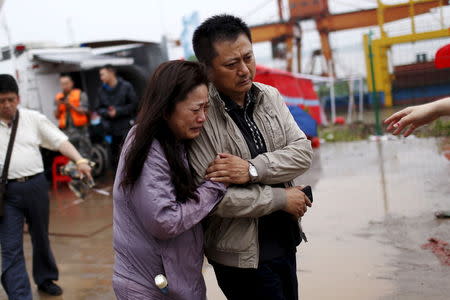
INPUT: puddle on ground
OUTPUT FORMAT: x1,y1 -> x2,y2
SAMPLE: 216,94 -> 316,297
297,137 -> 449,300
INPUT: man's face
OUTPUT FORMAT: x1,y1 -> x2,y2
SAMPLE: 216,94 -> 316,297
0,92 -> 19,121
60,76 -> 74,94
209,34 -> 256,100
99,68 -> 113,84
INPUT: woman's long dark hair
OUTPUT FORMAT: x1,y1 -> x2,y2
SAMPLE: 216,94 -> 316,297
120,60 -> 208,202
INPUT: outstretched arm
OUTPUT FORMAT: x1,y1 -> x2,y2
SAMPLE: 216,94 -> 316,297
58,141 -> 92,180
384,97 -> 450,136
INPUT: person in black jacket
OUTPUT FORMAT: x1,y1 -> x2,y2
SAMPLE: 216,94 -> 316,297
95,65 -> 138,171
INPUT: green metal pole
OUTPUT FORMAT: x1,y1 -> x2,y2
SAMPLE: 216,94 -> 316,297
368,30 -> 382,136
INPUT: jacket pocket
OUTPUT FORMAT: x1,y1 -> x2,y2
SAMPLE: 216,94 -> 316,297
205,217 -> 256,253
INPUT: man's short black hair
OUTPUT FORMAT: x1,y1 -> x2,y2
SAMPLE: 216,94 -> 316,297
60,73 -> 73,80
0,74 -> 19,95
192,14 -> 252,66
100,64 -> 117,74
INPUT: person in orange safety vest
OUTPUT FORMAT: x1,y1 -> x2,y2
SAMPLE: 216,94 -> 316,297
54,74 -> 91,158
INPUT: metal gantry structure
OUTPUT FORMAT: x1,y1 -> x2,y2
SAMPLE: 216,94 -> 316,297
363,0 -> 450,107
250,0 -> 449,76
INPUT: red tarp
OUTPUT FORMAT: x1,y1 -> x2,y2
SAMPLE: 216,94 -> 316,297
254,65 -> 321,124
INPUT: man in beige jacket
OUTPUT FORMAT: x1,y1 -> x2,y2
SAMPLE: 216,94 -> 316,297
189,15 -> 313,299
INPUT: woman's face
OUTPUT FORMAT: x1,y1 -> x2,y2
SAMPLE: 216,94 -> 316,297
167,84 -> 209,140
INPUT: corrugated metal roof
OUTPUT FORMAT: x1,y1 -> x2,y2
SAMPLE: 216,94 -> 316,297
33,51 -> 133,69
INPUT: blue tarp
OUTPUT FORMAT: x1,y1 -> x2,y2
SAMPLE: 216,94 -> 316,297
287,105 -> 318,137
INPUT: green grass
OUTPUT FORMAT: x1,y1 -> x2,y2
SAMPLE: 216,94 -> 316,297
415,119 -> 450,137
319,121 -> 374,142
319,119 -> 450,143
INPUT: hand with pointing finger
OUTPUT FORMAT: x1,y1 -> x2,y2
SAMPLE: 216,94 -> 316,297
384,97 -> 450,137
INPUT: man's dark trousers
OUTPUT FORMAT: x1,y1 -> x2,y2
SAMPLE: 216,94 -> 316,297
211,251 -> 298,300
0,173 -> 58,300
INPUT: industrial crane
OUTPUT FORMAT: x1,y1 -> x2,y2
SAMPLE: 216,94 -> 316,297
250,0 -> 449,75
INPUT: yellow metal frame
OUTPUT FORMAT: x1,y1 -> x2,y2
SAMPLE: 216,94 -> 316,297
364,0 -> 449,106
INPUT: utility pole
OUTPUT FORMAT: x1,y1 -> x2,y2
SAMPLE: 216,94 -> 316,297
277,0 -> 284,21
368,30 -> 383,136
1,14 -> 17,77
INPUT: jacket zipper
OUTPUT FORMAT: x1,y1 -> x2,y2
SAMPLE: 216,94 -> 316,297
221,104 -> 260,268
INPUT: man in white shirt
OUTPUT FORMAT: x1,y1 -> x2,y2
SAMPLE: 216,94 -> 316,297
0,74 -> 92,299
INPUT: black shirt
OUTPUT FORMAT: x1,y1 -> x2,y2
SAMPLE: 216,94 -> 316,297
219,90 -> 301,262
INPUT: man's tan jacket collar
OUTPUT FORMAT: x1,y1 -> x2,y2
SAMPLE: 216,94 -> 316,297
208,82 -> 264,114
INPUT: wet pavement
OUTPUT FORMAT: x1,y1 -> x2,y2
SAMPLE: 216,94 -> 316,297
1,137 -> 449,299
0,179 -> 115,300
297,137 -> 449,300
206,137 -> 450,300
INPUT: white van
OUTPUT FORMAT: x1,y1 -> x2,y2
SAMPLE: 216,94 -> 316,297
0,39 -> 168,176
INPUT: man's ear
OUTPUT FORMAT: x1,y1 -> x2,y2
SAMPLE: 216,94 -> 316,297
206,65 -> 215,81
200,59 -> 213,79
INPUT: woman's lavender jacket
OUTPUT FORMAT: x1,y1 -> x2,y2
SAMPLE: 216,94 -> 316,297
112,136 -> 226,299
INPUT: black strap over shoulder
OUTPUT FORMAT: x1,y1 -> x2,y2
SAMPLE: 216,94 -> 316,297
0,110 -> 20,216
1,110 -> 19,183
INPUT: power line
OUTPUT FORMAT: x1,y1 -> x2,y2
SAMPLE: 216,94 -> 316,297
244,0 -> 274,19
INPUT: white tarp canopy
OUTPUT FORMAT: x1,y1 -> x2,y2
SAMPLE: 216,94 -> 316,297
33,49 -> 134,70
